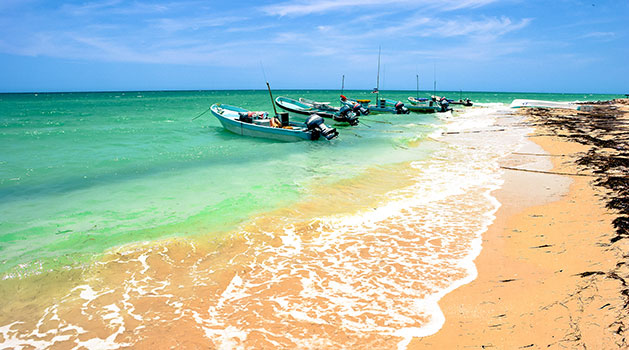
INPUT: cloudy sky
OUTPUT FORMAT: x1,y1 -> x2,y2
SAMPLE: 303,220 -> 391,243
0,0 -> 627,93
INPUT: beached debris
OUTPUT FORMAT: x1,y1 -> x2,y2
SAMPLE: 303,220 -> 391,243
521,101 -> 629,244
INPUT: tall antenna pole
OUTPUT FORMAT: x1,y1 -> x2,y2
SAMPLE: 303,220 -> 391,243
433,62 -> 436,97
376,46 -> 381,103
416,74 -> 419,99
341,74 -> 345,96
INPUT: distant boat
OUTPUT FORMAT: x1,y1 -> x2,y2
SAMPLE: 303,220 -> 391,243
509,99 -> 578,109
407,74 -> 440,113
298,98 -> 339,113
275,96 -> 359,126
407,96 -> 440,113
210,104 -> 338,141
340,95 -> 409,115
346,46 -> 409,115
448,98 -> 473,107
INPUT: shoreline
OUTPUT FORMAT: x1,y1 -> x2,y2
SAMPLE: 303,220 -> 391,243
408,100 -> 629,348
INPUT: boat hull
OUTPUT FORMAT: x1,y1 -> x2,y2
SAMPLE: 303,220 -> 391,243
407,105 -> 440,113
275,97 -> 313,116
509,99 -> 578,109
211,104 -> 316,142
276,96 -> 356,124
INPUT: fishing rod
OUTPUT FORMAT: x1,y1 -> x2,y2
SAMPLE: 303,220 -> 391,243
260,61 -> 278,116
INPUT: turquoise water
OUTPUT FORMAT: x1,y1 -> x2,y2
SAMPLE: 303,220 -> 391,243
0,90 -> 622,277
0,90 -> 439,276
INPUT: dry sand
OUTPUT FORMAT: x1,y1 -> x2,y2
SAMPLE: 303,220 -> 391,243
408,101 -> 629,349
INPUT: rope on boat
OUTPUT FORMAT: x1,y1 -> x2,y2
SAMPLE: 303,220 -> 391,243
191,106 -> 211,121
360,118 -> 393,125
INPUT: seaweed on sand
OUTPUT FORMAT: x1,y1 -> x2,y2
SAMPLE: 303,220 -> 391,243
522,100 -> 629,345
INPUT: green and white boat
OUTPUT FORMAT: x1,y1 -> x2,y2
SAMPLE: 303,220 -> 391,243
210,104 -> 338,142
407,96 -> 441,113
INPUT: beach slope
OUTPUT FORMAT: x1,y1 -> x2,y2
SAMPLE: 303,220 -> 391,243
410,100 -> 629,349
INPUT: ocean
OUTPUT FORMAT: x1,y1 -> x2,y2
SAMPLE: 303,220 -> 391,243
0,90 -> 622,349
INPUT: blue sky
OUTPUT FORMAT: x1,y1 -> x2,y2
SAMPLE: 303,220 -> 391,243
0,0 -> 627,93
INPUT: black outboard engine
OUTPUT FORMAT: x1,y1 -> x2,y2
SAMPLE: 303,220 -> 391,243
352,102 -> 369,116
395,101 -> 409,114
237,112 -> 253,123
438,99 -> 450,112
305,114 -> 338,140
338,105 -> 359,126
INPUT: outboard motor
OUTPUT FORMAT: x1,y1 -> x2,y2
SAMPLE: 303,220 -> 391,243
305,114 -> 338,140
395,101 -> 409,114
278,112 -> 289,126
338,105 -> 359,126
238,112 -> 253,123
438,99 -> 450,112
352,102 -> 369,116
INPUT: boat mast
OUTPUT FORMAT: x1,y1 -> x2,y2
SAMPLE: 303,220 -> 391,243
433,63 -> 436,97
341,74 -> 345,96
376,46 -> 381,103
266,82 -> 278,116
416,74 -> 419,99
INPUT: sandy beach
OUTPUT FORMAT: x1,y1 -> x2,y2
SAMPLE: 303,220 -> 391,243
409,100 -> 629,349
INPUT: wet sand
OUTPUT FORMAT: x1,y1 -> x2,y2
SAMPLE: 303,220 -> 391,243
409,100 -> 629,349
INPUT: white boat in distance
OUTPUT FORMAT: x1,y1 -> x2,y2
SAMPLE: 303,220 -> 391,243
509,99 -> 579,109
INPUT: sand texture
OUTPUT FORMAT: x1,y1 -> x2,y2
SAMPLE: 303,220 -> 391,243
409,99 -> 629,349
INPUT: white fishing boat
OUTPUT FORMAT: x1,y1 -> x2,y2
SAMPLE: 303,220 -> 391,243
509,99 -> 579,109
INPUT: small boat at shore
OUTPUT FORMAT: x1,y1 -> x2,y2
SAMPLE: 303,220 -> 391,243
210,104 -> 338,141
275,96 -> 359,125
448,98 -> 473,106
509,99 -> 578,109
407,96 -> 441,113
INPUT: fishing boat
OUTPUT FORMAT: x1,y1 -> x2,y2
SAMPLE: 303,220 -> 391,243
406,75 -> 440,113
407,96 -> 440,113
509,99 -> 578,109
370,97 -> 410,114
210,104 -> 338,141
298,98 -> 339,113
448,98 -> 473,106
338,47 -> 410,115
275,96 -> 359,126
340,95 -> 410,115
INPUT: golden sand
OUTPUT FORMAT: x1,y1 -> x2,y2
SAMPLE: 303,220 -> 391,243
409,103 -> 629,349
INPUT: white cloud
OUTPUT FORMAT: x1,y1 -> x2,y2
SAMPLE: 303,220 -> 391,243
262,0 -> 498,16
151,16 -> 245,32
425,17 -> 532,38
581,31 -> 615,39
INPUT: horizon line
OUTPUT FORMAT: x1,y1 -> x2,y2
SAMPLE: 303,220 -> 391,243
0,88 -> 625,96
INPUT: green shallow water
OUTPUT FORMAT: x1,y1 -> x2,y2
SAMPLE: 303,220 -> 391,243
0,90 -> 623,277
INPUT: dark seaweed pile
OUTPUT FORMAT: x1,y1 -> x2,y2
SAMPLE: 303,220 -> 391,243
526,100 -> 629,243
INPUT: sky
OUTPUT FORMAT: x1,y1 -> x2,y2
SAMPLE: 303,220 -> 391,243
0,0 -> 627,93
